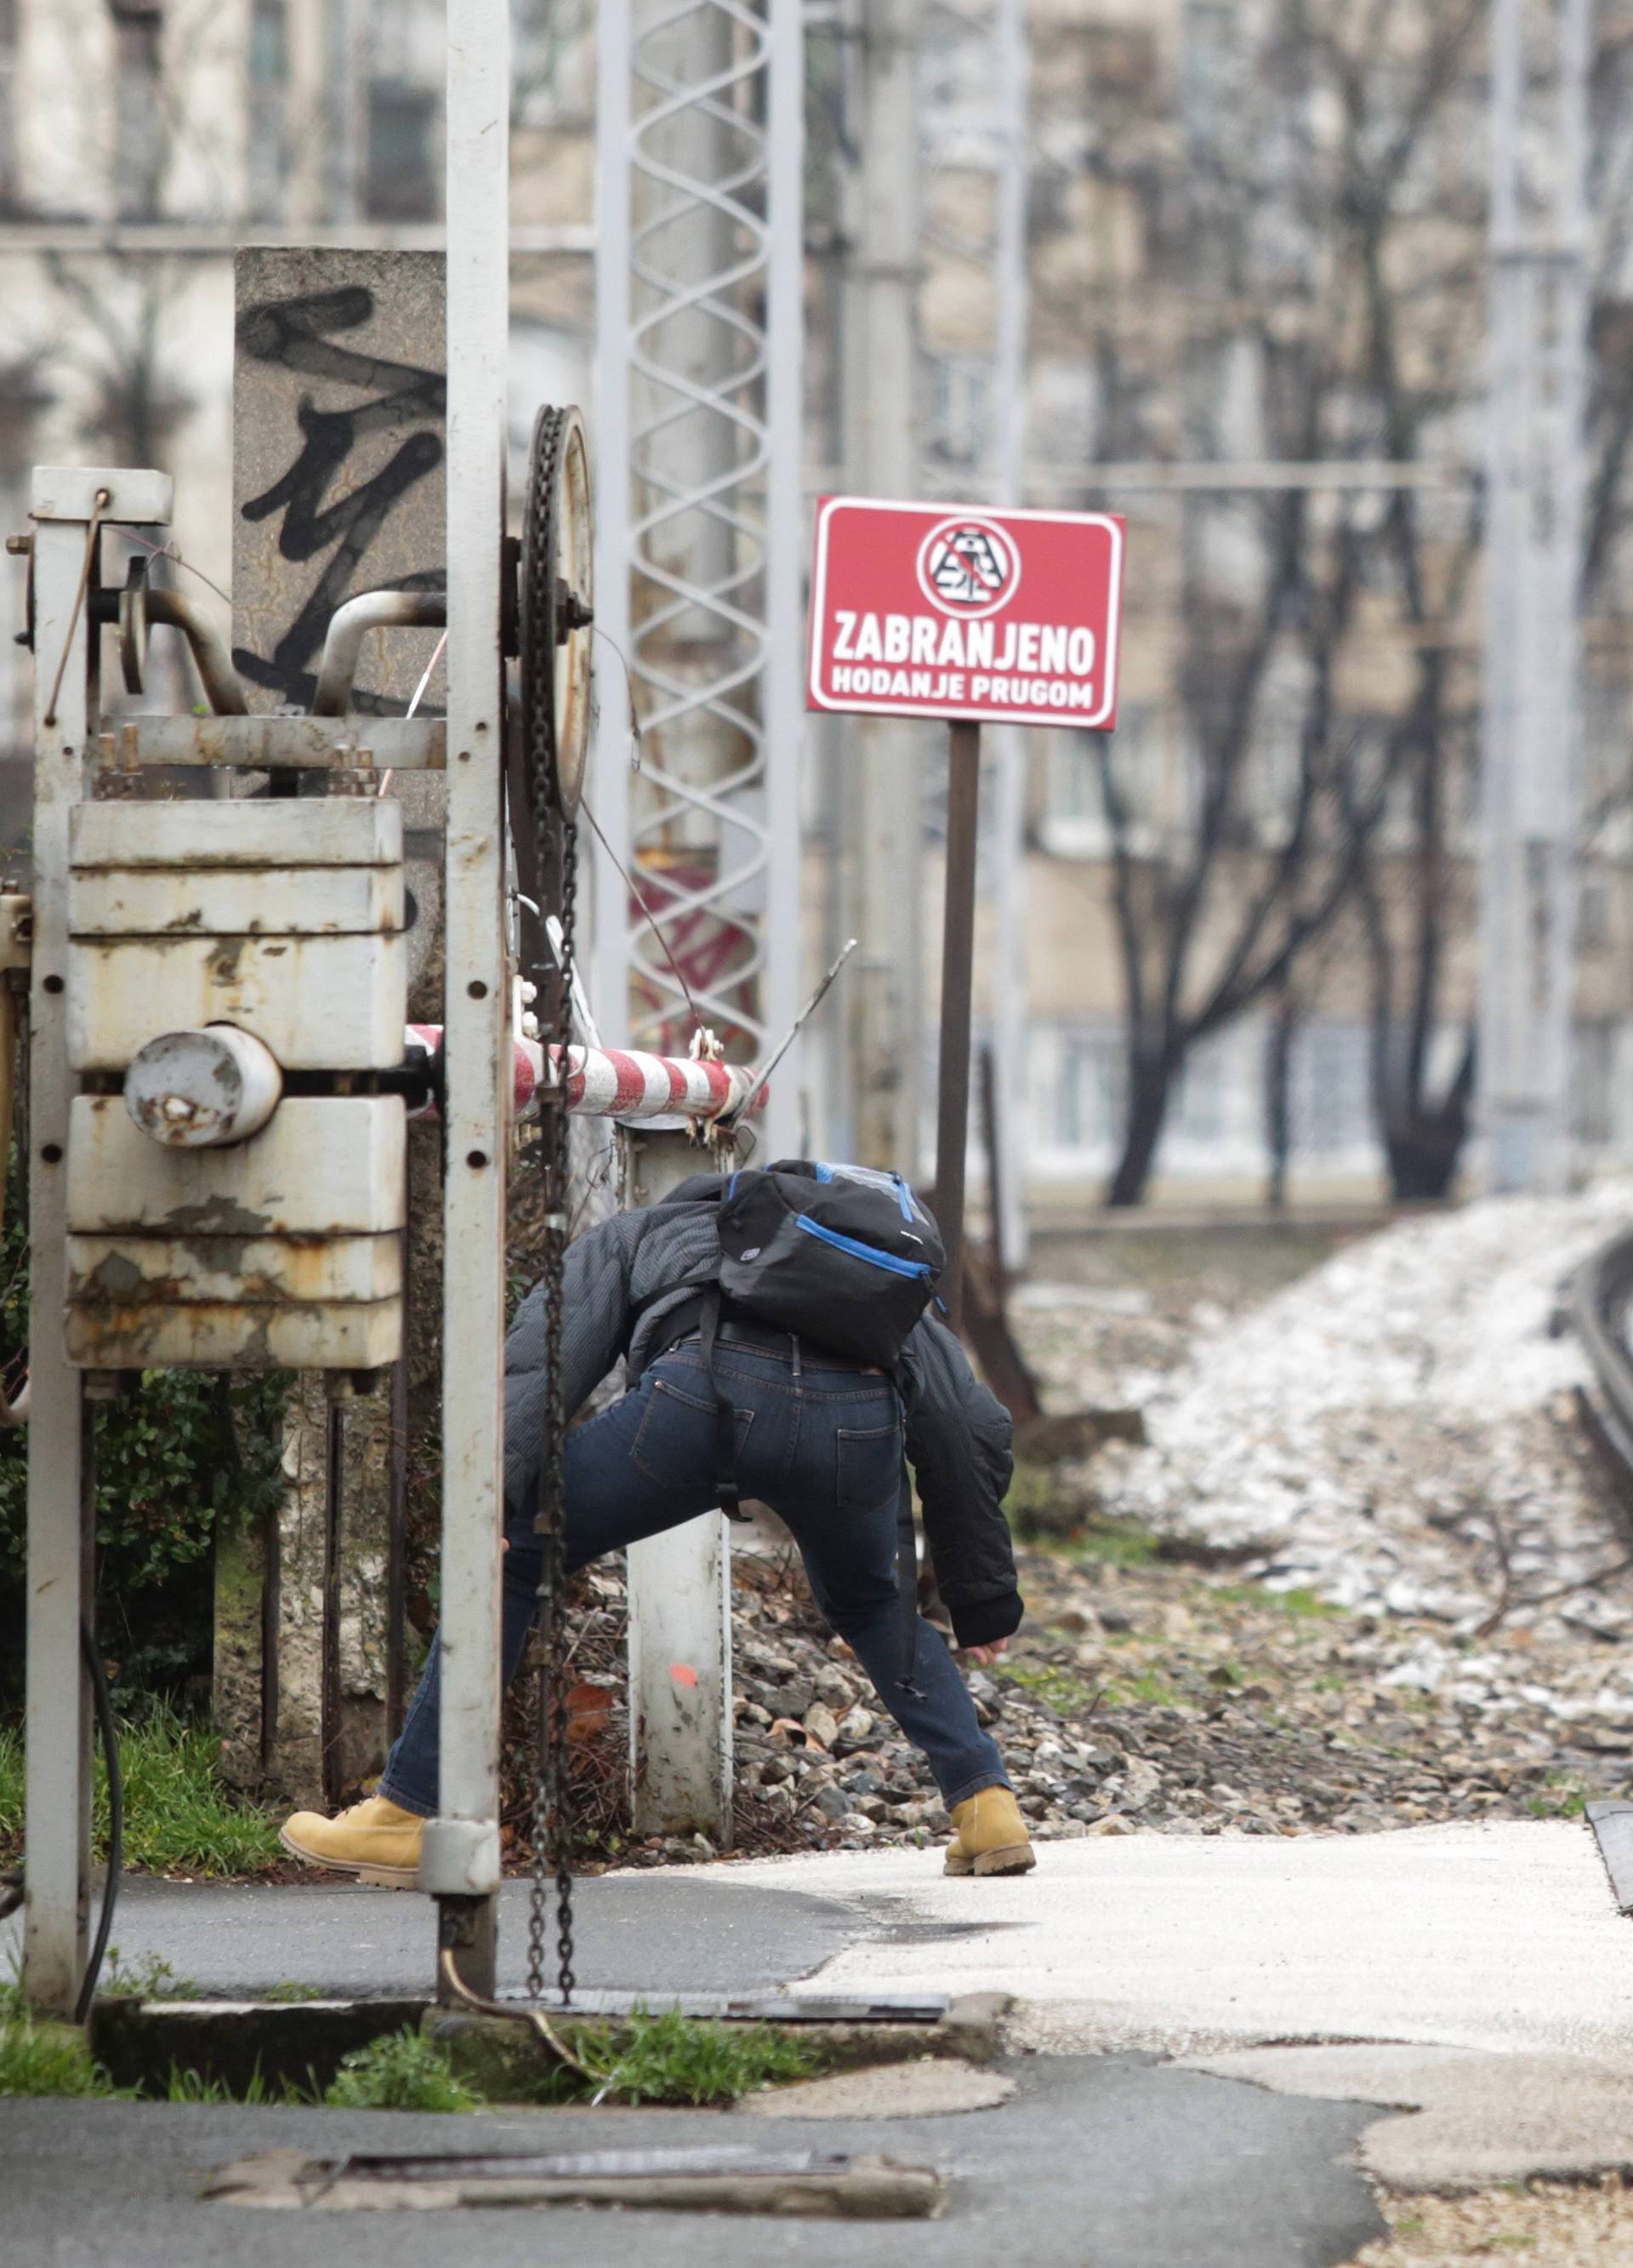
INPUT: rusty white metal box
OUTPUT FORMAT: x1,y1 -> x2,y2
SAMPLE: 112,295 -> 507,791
66,801 -> 407,1072
64,1096 -> 407,1370
63,801 -> 409,1370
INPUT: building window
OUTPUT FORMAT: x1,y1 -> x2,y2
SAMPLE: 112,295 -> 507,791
0,0 -> 15,212
1173,1037 -> 1227,1144
366,79 -> 439,223
247,0 -> 287,224
1290,1023 -> 1371,1156
1579,875 -> 1613,953
1574,1022 -> 1618,1148
1043,706 -> 1158,855
1054,1030 -> 1127,1152
110,1 -> 164,220
926,356 -> 990,479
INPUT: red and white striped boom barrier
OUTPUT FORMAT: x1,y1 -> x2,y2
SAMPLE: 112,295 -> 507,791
407,1028 -> 766,1124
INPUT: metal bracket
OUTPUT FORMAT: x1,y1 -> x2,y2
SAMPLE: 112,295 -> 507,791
419,1816 -> 502,1897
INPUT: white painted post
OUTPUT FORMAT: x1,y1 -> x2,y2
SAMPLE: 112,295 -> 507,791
763,0 -> 807,1164
987,0 -> 1031,1272
622,1127 -> 733,1846
1477,0 -> 1592,1194
24,464 -> 174,2018
419,0 -> 509,1992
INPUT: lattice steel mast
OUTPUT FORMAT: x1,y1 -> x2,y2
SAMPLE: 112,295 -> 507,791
592,0 -> 804,1159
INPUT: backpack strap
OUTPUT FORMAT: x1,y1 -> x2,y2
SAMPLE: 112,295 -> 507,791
889,1353 -> 921,1692
894,1464 -> 921,1694
698,1285 -> 743,1519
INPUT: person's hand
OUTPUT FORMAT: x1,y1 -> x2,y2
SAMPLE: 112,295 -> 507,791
956,1638 -> 1009,1668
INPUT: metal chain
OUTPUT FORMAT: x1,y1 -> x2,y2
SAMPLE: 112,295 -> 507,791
525,407 -> 578,2008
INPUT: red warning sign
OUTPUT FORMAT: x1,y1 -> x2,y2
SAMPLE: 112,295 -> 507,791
807,496 -> 1125,730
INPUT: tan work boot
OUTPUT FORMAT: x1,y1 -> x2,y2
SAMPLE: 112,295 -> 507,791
944,1786 -> 1036,1878
279,1793 -> 425,1889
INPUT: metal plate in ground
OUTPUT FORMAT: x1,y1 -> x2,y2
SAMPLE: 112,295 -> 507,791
1587,1801 -> 1633,1913
492,1988 -> 951,2024
203,2145 -> 945,2218
344,2146 -> 861,2180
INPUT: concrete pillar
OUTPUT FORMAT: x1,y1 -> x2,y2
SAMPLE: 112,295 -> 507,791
225,247 -> 448,1802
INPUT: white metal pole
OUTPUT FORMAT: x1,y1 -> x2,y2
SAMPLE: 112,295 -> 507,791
843,0 -> 924,1172
420,0 -> 510,1988
988,0 -> 1030,1269
592,0 -> 635,1049
1477,0 -> 1591,1194
23,465 -> 174,2018
763,0 -> 806,1162
24,483 -> 100,2020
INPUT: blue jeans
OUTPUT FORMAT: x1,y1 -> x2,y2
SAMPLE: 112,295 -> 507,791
378,1339 -> 1009,1817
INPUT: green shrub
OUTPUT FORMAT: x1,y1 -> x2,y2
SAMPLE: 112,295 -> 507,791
0,1703 -> 282,1875
0,1148 -> 289,1701
326,2029 -> 481,2113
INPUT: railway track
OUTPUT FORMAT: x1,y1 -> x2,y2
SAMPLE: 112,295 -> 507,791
1571,1228 -> 1633,1539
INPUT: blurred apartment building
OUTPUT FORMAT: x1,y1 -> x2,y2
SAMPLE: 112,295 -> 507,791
3,1 -> 1632,1209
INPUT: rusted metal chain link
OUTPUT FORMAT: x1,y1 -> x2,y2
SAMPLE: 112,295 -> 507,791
526,406 -> 578,2007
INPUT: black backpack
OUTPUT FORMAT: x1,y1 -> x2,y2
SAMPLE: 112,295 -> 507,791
716,1159 -> 945,1367
700,1160 -> 945,1687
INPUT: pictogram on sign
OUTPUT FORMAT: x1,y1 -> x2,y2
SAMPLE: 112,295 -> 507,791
808,495 -> 1125,730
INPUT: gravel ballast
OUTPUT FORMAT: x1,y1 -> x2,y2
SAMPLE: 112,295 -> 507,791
501,1193 -> 1633,1866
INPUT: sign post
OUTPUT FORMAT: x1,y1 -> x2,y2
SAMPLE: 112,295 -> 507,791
808,498 -> 1125,1310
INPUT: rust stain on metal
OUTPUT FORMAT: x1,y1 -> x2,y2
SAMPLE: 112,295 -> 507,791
158,1196 -> 277,1237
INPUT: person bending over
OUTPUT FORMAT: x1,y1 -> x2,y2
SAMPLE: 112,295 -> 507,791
282,1161 -> 1033,1883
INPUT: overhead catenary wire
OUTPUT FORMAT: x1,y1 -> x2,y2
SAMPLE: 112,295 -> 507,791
578,792 -> 705,1036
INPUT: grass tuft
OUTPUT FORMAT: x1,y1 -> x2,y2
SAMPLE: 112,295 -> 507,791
100,1948 -> 197,2001
325,2029 -> 481,2114
531,2006 -> 818,2108
0,1704 -> 282,1877
0,2017 -> 127,2100
1055,1518 -> 1161,1570
162,2060 -> 313,2105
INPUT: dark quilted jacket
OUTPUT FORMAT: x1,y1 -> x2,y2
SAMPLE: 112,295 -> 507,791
504,1177 -> 1022,1649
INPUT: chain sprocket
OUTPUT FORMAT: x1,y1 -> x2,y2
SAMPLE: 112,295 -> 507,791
520,405 -> 594,818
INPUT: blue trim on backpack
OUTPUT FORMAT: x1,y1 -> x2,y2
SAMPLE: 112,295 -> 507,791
794,1213 -> 932,1279
813,1161 -> 834,1182
726,1171 -> 741,1200
891,1173 -> 913,1222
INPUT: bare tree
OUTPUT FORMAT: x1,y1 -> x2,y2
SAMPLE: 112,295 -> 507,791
1065,3 -> 1491,1204
1055,1 -> 1491,1205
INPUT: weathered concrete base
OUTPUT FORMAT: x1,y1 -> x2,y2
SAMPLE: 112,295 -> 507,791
85,1991 -> 1009,2105
1184,2042 -> 1633,2193
427,1992 -> 1011,2100
89,1995 -> 429,2098
746,2060 -> 1015,2120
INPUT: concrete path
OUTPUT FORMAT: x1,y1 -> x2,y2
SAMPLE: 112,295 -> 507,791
695,1819 -> 1633,2059
9,1816 -> 1633,2259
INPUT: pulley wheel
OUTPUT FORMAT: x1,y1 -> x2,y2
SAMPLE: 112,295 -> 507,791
520,404 -> 594,817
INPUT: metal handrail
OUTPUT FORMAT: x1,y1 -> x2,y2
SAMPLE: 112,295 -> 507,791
1571,1228 -> 1633,1512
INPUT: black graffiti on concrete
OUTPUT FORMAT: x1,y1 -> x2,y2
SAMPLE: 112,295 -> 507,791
234,286 -> 446,712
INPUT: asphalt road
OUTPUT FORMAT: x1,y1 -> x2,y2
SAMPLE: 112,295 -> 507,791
0,2058 -> 1387,2268
1,1872 -> 858,2003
